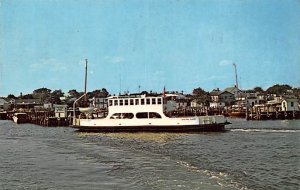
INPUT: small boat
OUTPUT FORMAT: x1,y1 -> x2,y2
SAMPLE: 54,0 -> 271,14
72,94 -> 230,132
79,107 -> 94,113
12,113 -> 28,124
228,111 -> 246,118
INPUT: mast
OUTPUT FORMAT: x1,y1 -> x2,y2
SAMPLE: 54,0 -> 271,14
233,63 -> 238,89
84,59 -> 88,103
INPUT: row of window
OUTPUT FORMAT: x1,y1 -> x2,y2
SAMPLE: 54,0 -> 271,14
109,98 -> 162,106
110,112 -> 162,119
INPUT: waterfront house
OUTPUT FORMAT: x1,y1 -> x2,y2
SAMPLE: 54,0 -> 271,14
191,99 -> 205,108
209,102 -> 225,108
54,104 -> 68,118
210,89 -> 235,106
165,93 -> 190,110
89,97 -> 108,110
281,97 -> 299,111
224,86 -> 242,98
219,91 -> 235,106
210,88 -> 221,102
44,103 -> 53,110
0,98 -> 9,111
266,96 -> 299,112
10,98 -> 43,110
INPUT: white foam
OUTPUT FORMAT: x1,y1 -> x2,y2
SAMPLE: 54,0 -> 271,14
230,129 -> 299,133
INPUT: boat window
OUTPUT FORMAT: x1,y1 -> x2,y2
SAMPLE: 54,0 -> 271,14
109,100 -> 112,106
125,99 -> 128,105
141,99 -> 145,105
135,99 -> 139,105
130,99 -> 134,105
136,112 -> 148,119
121,113 -> 134,119
114,100 -> 118,106
146,98 -> 151,105
152,98 -> 156,104
110,113 -> 121,119
157,98 -> 162,104
149,112 -> 162,118
119,99 -> 124,106
110,113 -> 134,119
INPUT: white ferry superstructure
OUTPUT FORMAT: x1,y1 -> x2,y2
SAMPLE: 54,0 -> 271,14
72,94 -> 229,132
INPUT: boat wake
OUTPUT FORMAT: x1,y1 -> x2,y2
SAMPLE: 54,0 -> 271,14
230,128 -> 300,133
176,160 -> 251,190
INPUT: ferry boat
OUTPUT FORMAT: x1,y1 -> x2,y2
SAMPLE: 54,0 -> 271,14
72,93 -> 230,132
12,113 -> 28,124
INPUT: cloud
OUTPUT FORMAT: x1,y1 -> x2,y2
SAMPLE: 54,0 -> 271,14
30,58 -> 67,71
219,60 -> 233,66
104,56 -> 125,64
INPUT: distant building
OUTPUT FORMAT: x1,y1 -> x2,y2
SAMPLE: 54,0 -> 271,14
218,91 -> 235,105
10,98 -> 42,110
54,104 -> 68,118
209,88 -> 235,106
281,97 -> 299,111
210,89 -> 221,102
224,86 -> 242,98
44,103 -> 53,109
209,102 -> 225,108
165,93 -> 190,109
89,97 -> 108,110
267,96 -> 299,112
191,99 -> 205,108
0,98 -> 9,111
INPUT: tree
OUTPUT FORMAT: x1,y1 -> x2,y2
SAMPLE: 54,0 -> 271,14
33,87 -> 51,103
21,94 -> 34,99
33,87 -> 51,95
192,87 -> 210,105
266,84 -> 292,95
253,86 -> 264,93
293,87 -> 300,98
50,89 -> 64,104
193,87 -> 208,96
7,94 -> 17,99
68,89 -> 80,98
101,88 -> 109,97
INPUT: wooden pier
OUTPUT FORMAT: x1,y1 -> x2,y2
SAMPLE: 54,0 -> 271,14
246,108 -> 300,120
0,111 -> 71,127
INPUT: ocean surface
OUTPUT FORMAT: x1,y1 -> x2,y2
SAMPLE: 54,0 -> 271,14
0,119 -> 299,190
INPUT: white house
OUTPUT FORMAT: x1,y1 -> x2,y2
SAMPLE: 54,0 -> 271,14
191,99 -> 205,108
54,104 -> 68,118
281,98 -> 299,111
209,102 -> 225,108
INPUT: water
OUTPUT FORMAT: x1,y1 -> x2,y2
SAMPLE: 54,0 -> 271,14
0,119 -> 299,190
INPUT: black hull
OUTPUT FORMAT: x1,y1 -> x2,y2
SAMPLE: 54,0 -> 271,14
72,123 -> 227,133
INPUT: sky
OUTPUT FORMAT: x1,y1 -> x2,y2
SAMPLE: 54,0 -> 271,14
0,0 -> 300,96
